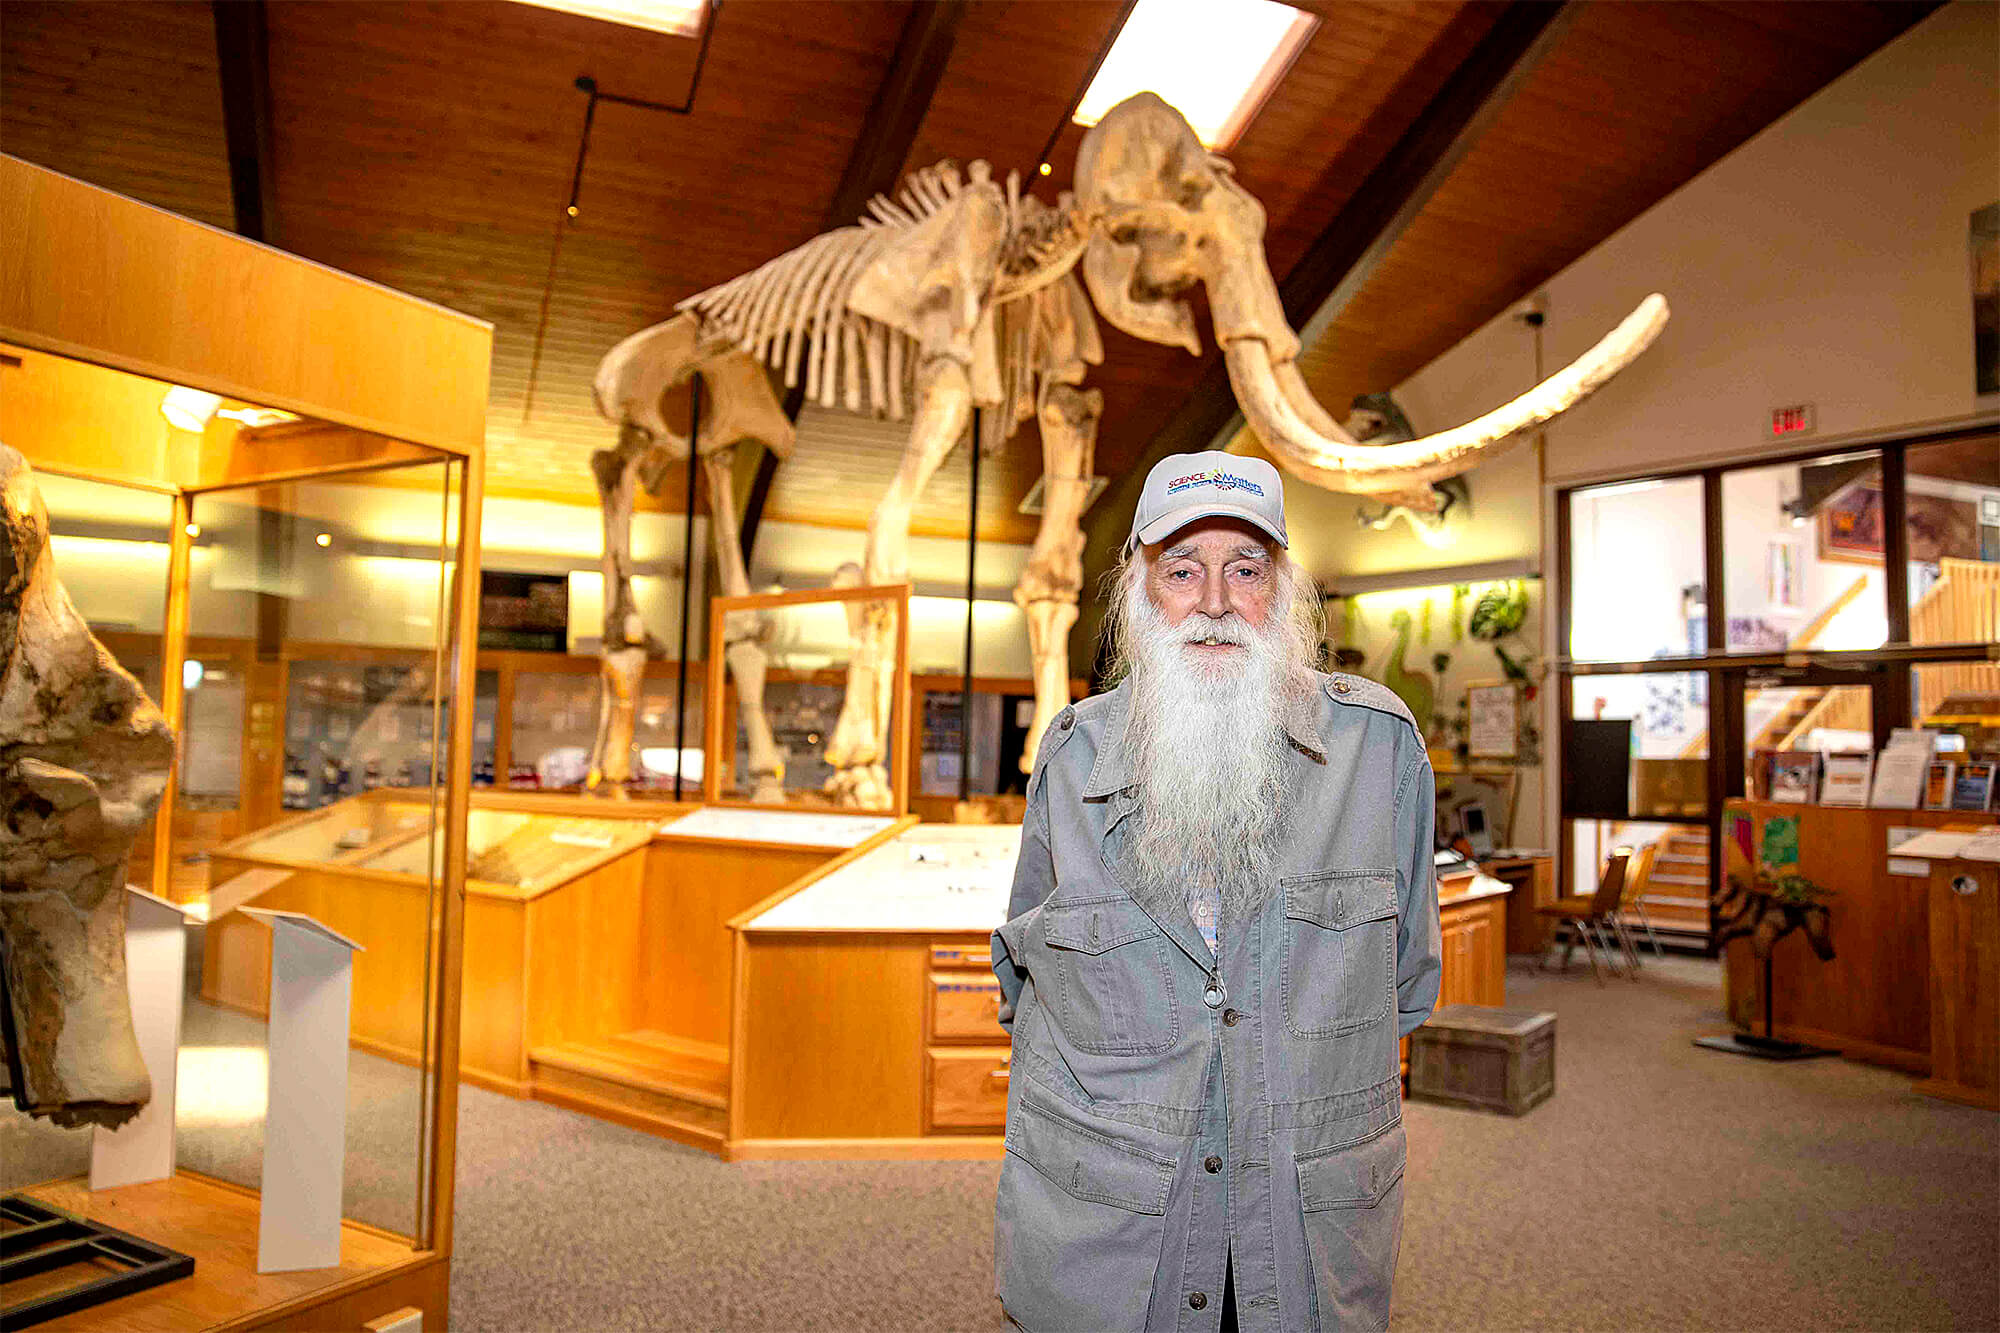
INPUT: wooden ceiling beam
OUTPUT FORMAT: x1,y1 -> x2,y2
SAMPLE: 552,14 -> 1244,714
211,0 -> 280,245
739,0 -> 968,559
1078,0 -> 1575,583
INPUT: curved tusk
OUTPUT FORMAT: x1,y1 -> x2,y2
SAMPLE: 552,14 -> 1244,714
1229,294 -> 1669,492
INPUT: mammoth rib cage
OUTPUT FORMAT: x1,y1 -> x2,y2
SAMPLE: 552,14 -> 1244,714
678,162 -> 979,418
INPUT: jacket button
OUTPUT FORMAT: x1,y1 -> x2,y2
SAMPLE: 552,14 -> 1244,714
1222,1008 -> 1242,1027
1059,712 -> 1074,730
1203,1155 -> 1222,1173
1333,678 -> 1352,694
1189,1292 -> 1208,1310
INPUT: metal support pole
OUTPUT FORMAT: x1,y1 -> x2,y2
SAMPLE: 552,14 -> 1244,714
674,377 -> 702,799
959,410 -> 981,802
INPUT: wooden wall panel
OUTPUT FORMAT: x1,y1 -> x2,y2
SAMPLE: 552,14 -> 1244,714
736,934 -> 928,1141
640,840 -> 826,1053
461,898 -> 529,1093
523,849 -> 649,1051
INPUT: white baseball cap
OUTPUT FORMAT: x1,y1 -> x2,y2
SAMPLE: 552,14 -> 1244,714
1125,451 -> 1288,554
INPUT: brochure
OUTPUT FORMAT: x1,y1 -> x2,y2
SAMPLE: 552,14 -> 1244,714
1923,760 -> 1958,810
1769,751 -> 1821,804
1951,760 -> 1996,812
1820,751 -> 1874,806
1869,739 -> 1932,809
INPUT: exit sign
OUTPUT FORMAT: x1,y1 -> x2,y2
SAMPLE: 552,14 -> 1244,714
1769,402 -> 1816,438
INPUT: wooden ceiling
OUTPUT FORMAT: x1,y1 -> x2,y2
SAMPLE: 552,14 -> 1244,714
2,0 -> 1935,546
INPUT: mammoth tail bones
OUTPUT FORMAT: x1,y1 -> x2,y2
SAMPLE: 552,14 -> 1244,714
592,92 -> 1667,804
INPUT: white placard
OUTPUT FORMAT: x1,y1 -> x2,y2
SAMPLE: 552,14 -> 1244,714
91,888 -> 192,1189
243,909 -> 363,1274
1466,682 -> 1519,759
1886,825 -> 1927,877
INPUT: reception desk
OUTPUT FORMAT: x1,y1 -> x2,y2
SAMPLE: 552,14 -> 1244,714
1720,800 -> 2000,1075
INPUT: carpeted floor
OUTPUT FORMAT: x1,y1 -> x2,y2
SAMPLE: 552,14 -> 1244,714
447,956 -> 1998,1332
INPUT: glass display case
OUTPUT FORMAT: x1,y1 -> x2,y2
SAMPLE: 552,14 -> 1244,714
704,584 -> 911,813
2,157 -> 486,1330
213,794 -> 654,894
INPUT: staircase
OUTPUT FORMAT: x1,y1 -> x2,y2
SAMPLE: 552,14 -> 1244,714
1633,826 -> 1711,946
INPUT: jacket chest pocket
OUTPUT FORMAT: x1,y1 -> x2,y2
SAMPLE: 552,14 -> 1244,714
1042,897 -> 1180,1056
1279,869 -> 1397,1039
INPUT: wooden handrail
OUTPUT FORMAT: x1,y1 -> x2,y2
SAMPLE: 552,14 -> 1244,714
1675,576 -> 1871,759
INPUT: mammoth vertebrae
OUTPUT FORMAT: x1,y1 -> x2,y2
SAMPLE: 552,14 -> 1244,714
593,92 -> 1667,798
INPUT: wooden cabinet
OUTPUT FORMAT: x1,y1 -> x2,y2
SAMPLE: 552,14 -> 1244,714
928,1049 -> 1012,1129
931,971 -> 1007,1041
925,936 -> 1009,1132
1439,894 -> 1507,1007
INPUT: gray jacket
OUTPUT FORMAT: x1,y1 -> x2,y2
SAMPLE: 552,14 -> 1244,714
990,672 -> 1443,1332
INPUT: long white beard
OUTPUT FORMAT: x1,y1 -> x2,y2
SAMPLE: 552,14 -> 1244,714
1116,566 -> 1317,918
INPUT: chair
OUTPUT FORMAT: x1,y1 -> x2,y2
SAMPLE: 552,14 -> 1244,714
1534,849 -> 1633,985
1616,841 -> 1666,961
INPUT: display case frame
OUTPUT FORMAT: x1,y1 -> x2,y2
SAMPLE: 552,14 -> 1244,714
2,156 -> 489,1330
702,582 -> 913,816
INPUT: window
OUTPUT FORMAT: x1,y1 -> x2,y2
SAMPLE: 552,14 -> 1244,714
1567,475 -> 1705,662
1721,451 -> 1886,653
1073,0 -> 1316,150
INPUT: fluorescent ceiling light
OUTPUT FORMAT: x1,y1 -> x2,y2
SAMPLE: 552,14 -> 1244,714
1073,0 -> 1316,150
510,0 -> 704,38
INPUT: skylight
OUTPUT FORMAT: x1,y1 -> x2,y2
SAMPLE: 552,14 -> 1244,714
1073,0 -> 1317,150
511,0 -> 705,39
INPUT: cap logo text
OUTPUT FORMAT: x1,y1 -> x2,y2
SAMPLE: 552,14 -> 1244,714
1166,468 -> 1264,497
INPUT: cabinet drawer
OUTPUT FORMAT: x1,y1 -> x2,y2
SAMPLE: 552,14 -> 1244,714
928,1047 -> 1011,1130
930,971 -> 1006,1042
929,939 -> 989,970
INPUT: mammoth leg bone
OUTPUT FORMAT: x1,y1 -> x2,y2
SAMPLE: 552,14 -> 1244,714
824,355 -> 974,807
0,446 -> 174,1129
699,445 -> 785,803
1013,383 -> 1101,773
587,427 -> 667,789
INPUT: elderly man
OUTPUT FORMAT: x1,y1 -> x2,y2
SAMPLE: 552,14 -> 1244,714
991,450 -> 1443,1332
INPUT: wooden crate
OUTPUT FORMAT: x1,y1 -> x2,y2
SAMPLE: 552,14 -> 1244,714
1409,1005 -> 1556,1116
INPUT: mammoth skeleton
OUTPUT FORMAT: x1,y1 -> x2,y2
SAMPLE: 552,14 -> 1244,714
593,93 -> 1667,800
0,446 -> 174,1129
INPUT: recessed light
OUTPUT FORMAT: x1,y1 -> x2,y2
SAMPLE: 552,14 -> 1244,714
316,533 -> 332,547
1073,0 -> 1316,150
184,522 -> 201,538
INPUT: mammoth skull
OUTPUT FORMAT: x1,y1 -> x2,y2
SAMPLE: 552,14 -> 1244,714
0,446 -> 174,1129
1073,92 -> 1669,503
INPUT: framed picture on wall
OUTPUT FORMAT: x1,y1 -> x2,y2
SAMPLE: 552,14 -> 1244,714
1466,680 -> 1520,759
1818,479 -> 1983,564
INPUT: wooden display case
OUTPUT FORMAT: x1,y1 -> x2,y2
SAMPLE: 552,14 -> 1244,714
2,156 -> 488,1330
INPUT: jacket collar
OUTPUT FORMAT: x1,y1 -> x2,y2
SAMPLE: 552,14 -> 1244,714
1082,671 -> 1325,800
